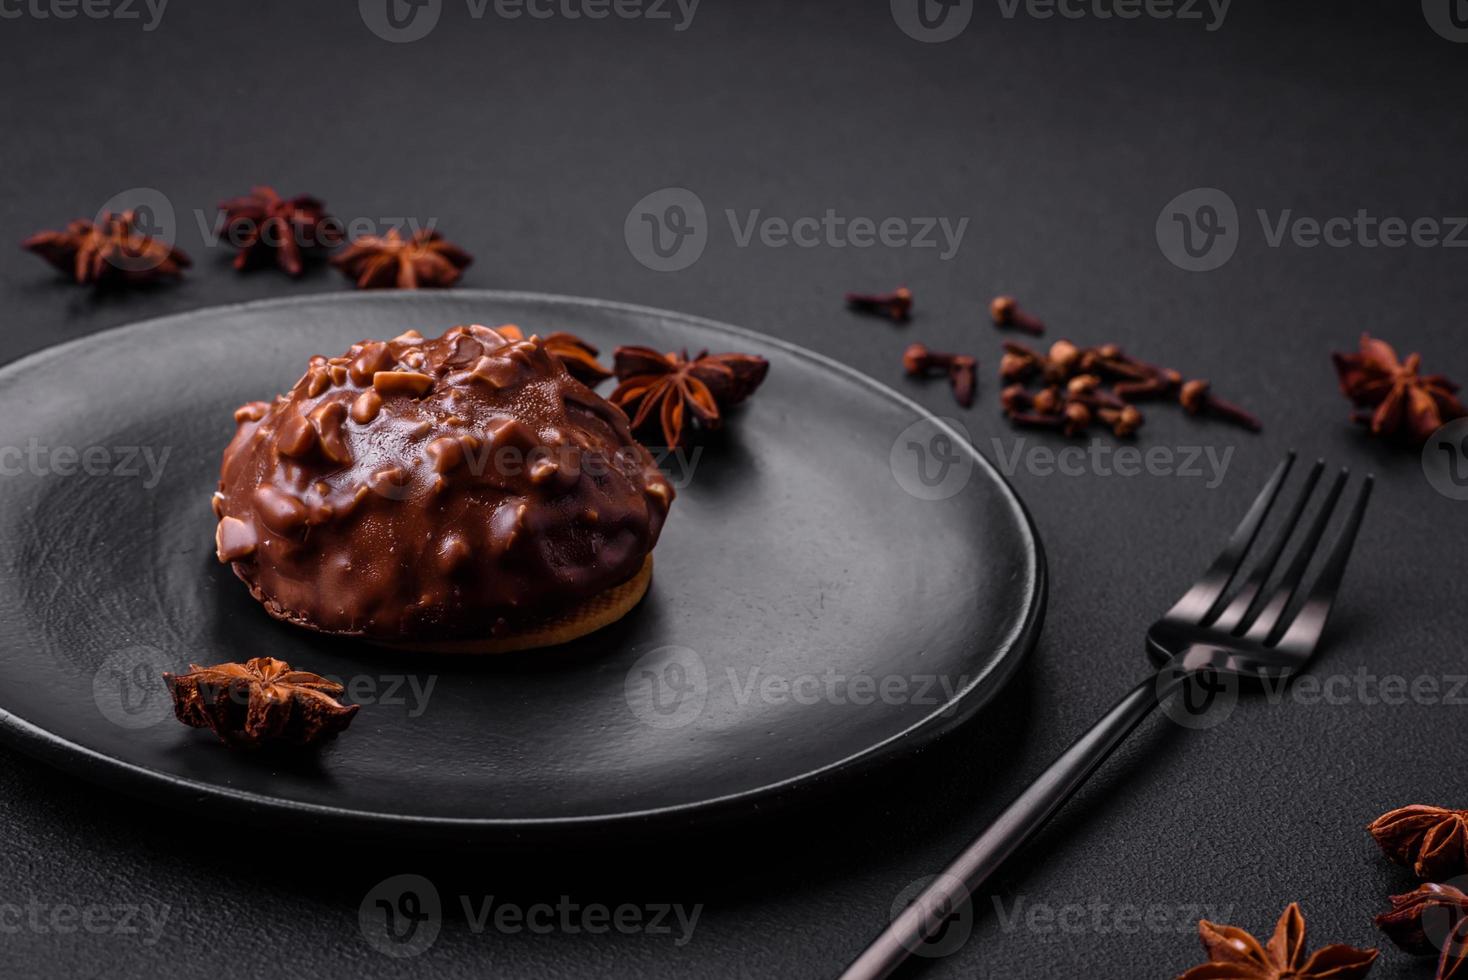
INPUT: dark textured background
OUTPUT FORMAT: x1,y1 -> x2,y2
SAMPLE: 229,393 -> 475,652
2,1 -> 1465,977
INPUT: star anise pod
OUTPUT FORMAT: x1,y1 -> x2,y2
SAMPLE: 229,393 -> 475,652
1177,903 -> 1378,979
610,346 -> 769,448
1375,883 -> 1468,979
163,657 -> 359,748
331,227 -> 472,289
218,186 -> 341,276
493,324 -> 611,385
1369,805 -> 1468,879
1332,333 -> 1465,445
22,210 -> 191,287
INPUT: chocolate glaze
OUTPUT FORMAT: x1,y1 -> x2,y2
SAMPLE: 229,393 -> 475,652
213,325 -> 674,641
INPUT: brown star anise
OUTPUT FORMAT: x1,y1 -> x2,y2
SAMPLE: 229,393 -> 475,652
1178,903 -> 1378,979
610,346 -> 769,448
22,210 -> 191,287
218,186 -> 341,276
494,324 -> 611,385
1369,805 -> 1468,879
1332,333 -> 1465,446
331,227 -> 472,289
163,657 -> 359,748
1375,883 -> 1468,979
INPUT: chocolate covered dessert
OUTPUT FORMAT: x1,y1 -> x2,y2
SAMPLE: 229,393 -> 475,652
212,324 -> 674,652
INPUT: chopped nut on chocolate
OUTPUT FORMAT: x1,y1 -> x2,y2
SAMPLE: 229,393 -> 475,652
214,326 -> 673,644
491,325 -> 612,386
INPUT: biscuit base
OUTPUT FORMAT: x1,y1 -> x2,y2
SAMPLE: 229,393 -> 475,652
371,556 -> 654,655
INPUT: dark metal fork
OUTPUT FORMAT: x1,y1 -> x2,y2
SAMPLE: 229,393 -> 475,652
840,454 -> 1374,980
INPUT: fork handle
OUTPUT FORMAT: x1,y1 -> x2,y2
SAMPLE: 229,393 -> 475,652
838,669 -> 1185,980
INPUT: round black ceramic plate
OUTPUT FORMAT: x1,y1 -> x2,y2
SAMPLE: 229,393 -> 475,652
0,291 -> 1044,841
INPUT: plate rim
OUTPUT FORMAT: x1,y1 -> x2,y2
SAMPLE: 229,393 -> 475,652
0,289 -> 1047,837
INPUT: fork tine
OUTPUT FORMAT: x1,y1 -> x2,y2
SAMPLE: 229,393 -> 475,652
1243,468 -> 1348,643
1273,475 -> 1374,652
1209,460 -> 1325,633
1163,453 -> 1295,624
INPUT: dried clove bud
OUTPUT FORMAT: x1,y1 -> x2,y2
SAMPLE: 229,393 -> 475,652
989,296 -> 1045,335
993,328 -> 1260,441
1067,374 -> 1124,408
1099,404 -> 1144,437
1115,367 -> 1182,401
949,357 -> 977,408
1032,386 -> 1063,416
903,343 -> 977,407
1062,401 -> 1091,436
1000,383 -> 1034,414
1046,340 -> 1081,382
1001,342 -> 1046,382
1179,379 -> 1262,431
846,286 -> 912,323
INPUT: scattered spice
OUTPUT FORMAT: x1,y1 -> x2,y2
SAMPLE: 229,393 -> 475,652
989,295 -> 1045,335
845,286 -> 912,323
1374,883 -> 1468,979
494,325 -> 611,385
218,186 -> 341,276
997,338 -> 1259,439
1369,805 -> 1468,881
903,342 -> 977,408
163,657 -> 358,748
331,227 -> 472,289
1180,379 -> 1263,432
22,210 -> 191,287
1178,904 -> 1378,980
1332,334 -> 1465,446
610,346 -> 769,448
1115,368 -> 1183,401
